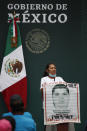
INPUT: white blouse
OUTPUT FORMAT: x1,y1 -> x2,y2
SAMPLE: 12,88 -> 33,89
40,76 -> 65,89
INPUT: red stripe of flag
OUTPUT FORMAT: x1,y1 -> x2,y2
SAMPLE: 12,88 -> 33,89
2,77 -> 27,111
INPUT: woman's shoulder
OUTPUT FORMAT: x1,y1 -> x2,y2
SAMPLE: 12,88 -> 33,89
41,76 -> 64,81
56,76 -> 63,79
24,112 -> 32,118
41,76 -> 50,83
55,76 -> 65,82
41,76 -> 48,80
2,112 -> 13,117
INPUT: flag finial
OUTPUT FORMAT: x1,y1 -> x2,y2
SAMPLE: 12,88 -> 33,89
13,11 -> 16,16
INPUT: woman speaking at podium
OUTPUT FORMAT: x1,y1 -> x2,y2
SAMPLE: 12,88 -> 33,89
40,63 -> 75,131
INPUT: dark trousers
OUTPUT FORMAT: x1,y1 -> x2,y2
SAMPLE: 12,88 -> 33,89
44,123 -> 68,131
57,123 -> 68,131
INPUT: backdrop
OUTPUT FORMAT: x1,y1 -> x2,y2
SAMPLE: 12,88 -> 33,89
0,0 -> 86,131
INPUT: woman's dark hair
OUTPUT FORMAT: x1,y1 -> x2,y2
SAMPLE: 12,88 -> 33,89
43,63 -> 56,77
10,94 -> 24,114
1,116 -> 15,131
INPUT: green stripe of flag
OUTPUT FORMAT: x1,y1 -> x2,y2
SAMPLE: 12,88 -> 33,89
4,23 -> 22,57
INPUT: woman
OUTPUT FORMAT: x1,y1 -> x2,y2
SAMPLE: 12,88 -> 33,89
0,119 -> 13,131
1,116 -> 15,131
2,94 -> 36,131
40,63 -> 75,131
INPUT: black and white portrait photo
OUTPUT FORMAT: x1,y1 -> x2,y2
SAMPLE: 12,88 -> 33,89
43,82 -> 80,125
52,84 -> 70,114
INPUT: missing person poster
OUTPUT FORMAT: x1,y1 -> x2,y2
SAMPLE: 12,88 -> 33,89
43,82 -> 80,125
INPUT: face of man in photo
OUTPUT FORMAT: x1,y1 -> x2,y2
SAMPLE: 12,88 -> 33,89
52,87 -> 69,111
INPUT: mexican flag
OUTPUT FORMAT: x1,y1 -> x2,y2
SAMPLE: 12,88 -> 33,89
0,14 -> 27,111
